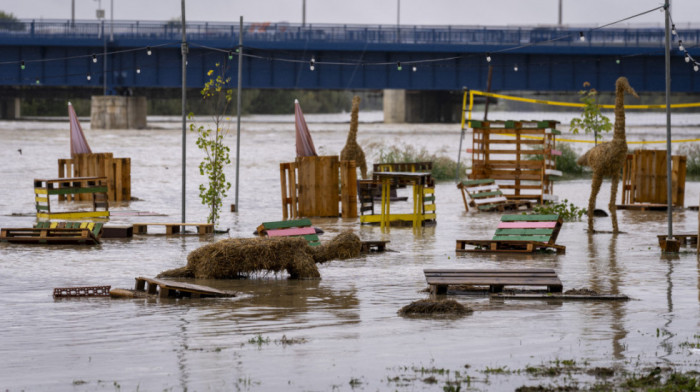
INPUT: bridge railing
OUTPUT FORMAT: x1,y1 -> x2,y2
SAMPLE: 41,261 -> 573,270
1,19 -> 698,48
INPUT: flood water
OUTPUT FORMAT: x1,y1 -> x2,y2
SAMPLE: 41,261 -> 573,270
1,110 -> 699,391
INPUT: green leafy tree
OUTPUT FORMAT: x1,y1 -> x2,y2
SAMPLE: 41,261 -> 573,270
569,82 -> 612,143
0,11 -> 24,31
189,63 -> 232,227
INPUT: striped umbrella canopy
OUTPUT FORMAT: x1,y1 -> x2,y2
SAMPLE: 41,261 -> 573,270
68,102 -> 92,156
294,99 -> 317,157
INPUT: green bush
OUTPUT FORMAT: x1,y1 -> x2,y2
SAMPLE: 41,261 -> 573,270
530,199 -> 587,221
554,143 -> 585,176
676,144 -> 700,177
371,144 -> 466,181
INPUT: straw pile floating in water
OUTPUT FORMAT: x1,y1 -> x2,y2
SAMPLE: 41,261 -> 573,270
158,231 -> 361,280
398,299 -> 472,317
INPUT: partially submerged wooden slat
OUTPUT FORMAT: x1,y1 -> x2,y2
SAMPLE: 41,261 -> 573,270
133,277 -> 236,298
53,285 -> 111,297
424,268 -> 563,296
497,221 -> 557,229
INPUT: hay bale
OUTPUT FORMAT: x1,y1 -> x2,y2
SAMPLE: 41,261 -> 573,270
398,299 -> 472,317
311,230 -> 362,264
158,232 -> 362,280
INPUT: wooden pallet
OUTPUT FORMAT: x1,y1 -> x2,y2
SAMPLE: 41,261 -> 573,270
457,179 -> 532,212
133,277 -> 236,298
34,177 -> 110,220
424,268 -> 563,297
456,214 -> 565,254
657,233 -> 697,249
360,240 -> 389,253
35,221 -> 104,239
1,227 -> 100,245
53,285 -> 111,297
132,222 -> 214,235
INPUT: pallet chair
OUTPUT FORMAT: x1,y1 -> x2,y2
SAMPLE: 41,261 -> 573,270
36,221 -> 104,239
457,179 -> 532,212
256,218 -> 321,247
456,214 -> 565,254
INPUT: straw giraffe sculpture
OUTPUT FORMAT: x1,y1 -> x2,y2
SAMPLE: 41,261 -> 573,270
341,96 -> 368,179
577,76 -> 638,233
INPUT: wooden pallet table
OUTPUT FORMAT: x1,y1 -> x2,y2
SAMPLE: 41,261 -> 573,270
132,223 -> 213,235
360,240 -> 389,253
53,285 -> 111,297
657,233 -> 697,249
424,268 -> 563,297
34,176 -> 109,220
133,277 -> 236,298
360,171 -> 435,230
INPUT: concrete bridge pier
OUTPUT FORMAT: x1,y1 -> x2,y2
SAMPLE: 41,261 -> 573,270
0,97 -> 21,120
90,96 -> 147,129
383,90 -> 462,123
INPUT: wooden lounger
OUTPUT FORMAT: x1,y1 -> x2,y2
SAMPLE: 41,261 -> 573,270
457,179 -> 532,212
456,214 -> 565,254
424,268 -> 563,296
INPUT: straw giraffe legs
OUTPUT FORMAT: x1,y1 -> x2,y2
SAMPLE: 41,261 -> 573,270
609,172 -> 620,234
587,173 -> 603,233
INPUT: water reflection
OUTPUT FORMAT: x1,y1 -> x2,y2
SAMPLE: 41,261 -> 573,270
586,233 -> 627,359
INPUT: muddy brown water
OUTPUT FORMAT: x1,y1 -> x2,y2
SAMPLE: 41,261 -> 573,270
1,112 -> 699,391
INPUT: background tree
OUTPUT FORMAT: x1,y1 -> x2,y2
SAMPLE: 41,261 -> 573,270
569,81 -> 612,144
189,63 -> 232,227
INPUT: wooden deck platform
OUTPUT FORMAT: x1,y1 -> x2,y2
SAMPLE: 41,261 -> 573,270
132,223 -> 214,235
53,285 -> 111,297
424,268 -> 563,297
132,277 -> 236,298
657,233 -> 697,249
616,203 -> 670,211
360,240 -> 389,253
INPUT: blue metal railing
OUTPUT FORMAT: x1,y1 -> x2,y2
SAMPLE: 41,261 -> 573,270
1,19 -> 698,48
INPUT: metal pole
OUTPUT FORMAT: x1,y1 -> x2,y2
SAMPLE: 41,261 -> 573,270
102,21 -> 107,95
558,0 -> 562,26
109,0 -> 113,41
664,0 -> 673,239
71,0 -> 75,27
397,0 -> 400,26
235,16 -> 243,211
181,0 -> 187,223
302,0 -> 306,27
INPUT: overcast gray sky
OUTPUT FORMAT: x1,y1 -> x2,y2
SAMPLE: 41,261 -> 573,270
2,1 -> 698,27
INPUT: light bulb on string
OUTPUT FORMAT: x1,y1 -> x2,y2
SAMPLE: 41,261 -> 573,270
679,40 -> 684,51
20,60 -> 25,70
35,78 -> 40,85
695,63 -> 699,72
92,54 -> 97,63
397,61 -> 402,71
146,46 -> 152,56
672,24 -> 677,36
686,53 -> 691,63
86,73 -> 91,81
579,32 -> 585,41
412,65 -> 417,72
309,57 -> 315,71
228,51 -> 233,60
486,53 -> 491,62
513,64 -> 518,72
136,66 -> 141,74
616,58 -> 621,64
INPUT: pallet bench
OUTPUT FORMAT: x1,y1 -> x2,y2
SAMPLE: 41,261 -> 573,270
256,219 -> 320,246
132,223 -> 214,235
1,227 -> 100,245
424,268 -> 563,296
456,214 -> 565,254
35,221 -> 104,238
133,277 -> 235,298
457,179 -> 532,212
34,177 -> 110,220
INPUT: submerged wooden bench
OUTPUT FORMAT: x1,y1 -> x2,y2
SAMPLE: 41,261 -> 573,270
424,268 -> 563,296
133,277 -> 236,298
53,285 -> 111,297
132,223 -> 213,235
458,179 -> 532,212
35,221 -> 104,239
1,226 -> 100,245
456,214 -> 565,254
360,240 -> 389,253
256,218 -> 320,246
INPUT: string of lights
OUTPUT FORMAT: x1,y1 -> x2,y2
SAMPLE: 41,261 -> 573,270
669,14 -> 700,72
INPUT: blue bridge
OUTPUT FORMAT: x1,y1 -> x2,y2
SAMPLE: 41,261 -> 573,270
1,19 -> 699,94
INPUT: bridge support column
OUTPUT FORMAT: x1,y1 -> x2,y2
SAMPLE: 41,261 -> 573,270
0,97 -> 21,120
383,90 -> 462,123
90,96 -> 147,129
